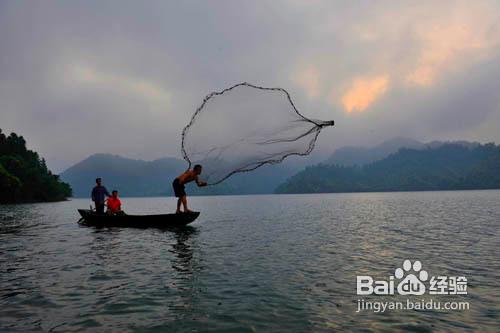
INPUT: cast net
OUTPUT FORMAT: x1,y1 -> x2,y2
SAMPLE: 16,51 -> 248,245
181,82 -> 334,185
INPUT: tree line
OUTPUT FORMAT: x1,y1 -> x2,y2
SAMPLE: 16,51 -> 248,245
0,129 -> 72,203
275,143 -> 500,193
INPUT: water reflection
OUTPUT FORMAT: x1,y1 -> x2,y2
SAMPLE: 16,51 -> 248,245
88,228 -> 123,265
169,226 -> 197,275
1,193 -> 499,332
0,205 -> 42,235
83,224 -> 198,276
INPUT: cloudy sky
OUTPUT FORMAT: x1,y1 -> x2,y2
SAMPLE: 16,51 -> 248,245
1,0 -> 499,172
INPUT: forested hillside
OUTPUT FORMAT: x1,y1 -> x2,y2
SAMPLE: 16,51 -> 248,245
276,143 -> 500,193
0,129 -> 72,203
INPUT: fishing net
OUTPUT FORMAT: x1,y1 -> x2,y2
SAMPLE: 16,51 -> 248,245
181,83 -> 334,185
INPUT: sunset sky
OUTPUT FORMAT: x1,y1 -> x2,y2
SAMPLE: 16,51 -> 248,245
1,1 -> 499,171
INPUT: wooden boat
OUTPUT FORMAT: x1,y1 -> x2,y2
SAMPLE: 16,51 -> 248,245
77,209 -> 200,228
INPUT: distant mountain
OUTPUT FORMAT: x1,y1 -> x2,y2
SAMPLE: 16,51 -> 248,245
324,137 -> 424,166
324,137 -> 480,166
60,153 -> 304,197
276,143 -> 500,194
60,154 -> 185,197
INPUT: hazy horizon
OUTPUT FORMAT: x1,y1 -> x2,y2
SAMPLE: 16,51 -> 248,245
56,135 -> 495,174
1,1 -> 499,172
2,124 -> 498,175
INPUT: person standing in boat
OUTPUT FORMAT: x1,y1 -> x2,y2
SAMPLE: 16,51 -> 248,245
172,164 -> 207,213
91,177 -> 110,214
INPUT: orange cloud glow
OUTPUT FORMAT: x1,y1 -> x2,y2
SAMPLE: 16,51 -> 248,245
405,6 -> 499,87
292,64 -> 321,98
341,75 -> 389,112
68,64 -> 171,105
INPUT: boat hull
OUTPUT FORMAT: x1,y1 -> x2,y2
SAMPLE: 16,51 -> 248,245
77,209 -> 200,228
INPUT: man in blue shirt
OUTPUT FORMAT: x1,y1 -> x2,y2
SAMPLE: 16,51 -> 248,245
91,178 -> 110,214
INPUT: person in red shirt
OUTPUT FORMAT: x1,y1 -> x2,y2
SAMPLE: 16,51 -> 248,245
106,190 -> 123,215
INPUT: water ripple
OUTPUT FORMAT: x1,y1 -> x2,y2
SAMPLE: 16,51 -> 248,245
0,192 -> 499,331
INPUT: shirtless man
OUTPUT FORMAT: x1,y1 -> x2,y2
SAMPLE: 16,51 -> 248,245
172,164 -> 207,213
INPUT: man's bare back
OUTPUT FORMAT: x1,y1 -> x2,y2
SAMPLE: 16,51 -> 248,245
177,169 -> 203,186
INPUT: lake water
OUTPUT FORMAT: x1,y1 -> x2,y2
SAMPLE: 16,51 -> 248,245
1,191 -> 499,332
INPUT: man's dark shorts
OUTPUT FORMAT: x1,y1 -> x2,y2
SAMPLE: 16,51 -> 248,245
172,178 -> 186,198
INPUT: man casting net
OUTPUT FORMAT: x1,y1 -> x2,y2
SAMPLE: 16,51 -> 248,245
181,82 -> 334,185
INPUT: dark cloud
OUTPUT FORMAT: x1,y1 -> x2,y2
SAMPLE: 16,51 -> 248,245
0,1 -> 499,172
